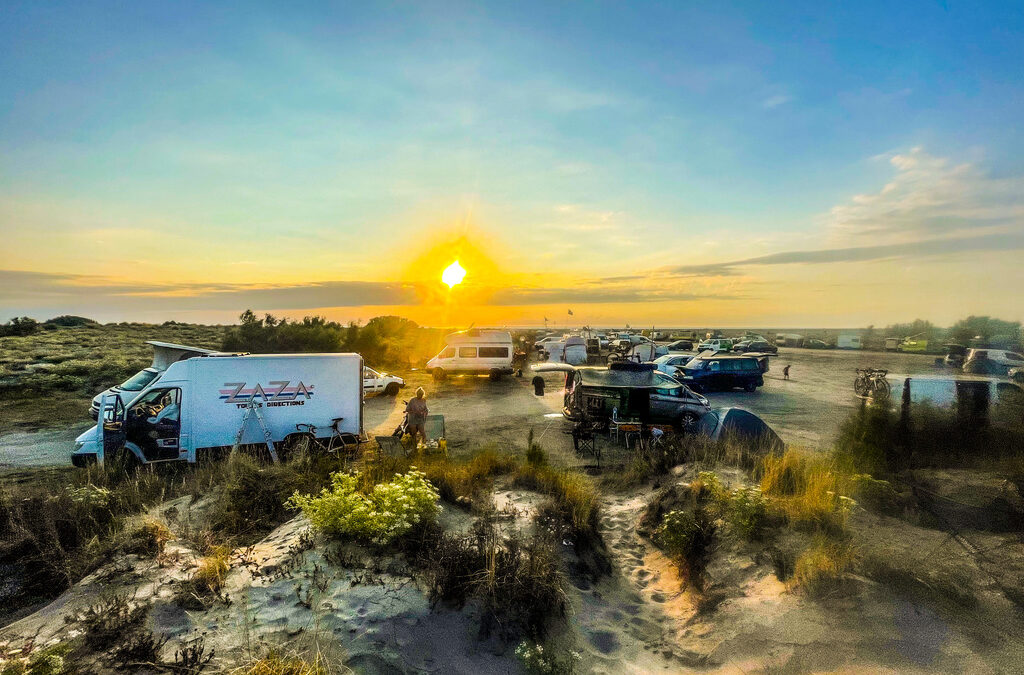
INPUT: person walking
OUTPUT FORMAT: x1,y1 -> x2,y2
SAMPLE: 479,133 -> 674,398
405,387 -> 429,445
783,364 -> 791,380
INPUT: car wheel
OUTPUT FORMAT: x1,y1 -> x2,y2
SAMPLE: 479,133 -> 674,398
384,382 -> 400,396
744,382 -> 757,392
432,368 -> 447,382
488,369 -> 502,381
679,412 -> 699,431
110,446 -> 141,474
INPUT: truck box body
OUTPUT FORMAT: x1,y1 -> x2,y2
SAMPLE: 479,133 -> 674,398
73,354 -> 363,466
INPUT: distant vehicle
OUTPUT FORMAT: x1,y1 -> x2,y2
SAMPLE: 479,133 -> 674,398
695,407 -> 784,454
837,334 -> 862,350
732,340 -> 778,355
776,333 -> 805,348
427,329 -> 515,380
697,338 -> 733,352
884,337 -> 901,352
888,375 -> 1024,421
966,349 -> 1024,370
73,354 -> 364,468
563,337 -> 588,366
534,336 -> 563,352
666,339 -> 694,352
804,339 -> 829,349
679,354 -> 764,392
1009,368 -> 1024,385
534,361 -> 710,430
362,367 -> 405,396
90,341 -> 219,419
652,353 -> 697,376
627,342 -> 669,361
943,344 -> 968,368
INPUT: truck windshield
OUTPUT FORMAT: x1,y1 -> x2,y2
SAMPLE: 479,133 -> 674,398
120,369 -> 159,391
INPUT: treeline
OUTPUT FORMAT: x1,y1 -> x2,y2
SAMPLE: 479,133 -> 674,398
221,310 -> 446,368
0,315 -> 99,337
861,315 -> 1021,350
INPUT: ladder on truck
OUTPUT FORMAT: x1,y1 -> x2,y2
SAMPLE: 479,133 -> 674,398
231,399 -> 279,462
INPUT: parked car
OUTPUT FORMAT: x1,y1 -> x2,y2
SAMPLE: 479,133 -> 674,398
943,344 -> 968,368
652,353 -> 697,376
696,338 -> 733,352
965,349 -> 1024,370
804,339 -> 829,349
732,340 -> 778,355
362,367 -> 405,396
533,361 -> 710,430
679,354 -> 764,392
666,340 -> 694,352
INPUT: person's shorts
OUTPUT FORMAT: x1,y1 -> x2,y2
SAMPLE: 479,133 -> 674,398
407,423 -> 425,436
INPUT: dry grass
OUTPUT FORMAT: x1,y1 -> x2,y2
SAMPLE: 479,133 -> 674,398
231,649 -> 338,674
759,449 -> 854,536
791,536 -> 855,598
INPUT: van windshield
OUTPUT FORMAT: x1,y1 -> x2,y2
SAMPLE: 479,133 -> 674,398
120,369 -> 159,391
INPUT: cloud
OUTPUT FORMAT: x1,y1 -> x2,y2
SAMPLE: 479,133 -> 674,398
0,269 -> 744,318
666,231 -> 1024,277
761,94 -> 792,109
828,147 -> 1024,238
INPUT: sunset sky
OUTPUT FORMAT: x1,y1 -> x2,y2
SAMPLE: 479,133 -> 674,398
2,1 -> 1023,328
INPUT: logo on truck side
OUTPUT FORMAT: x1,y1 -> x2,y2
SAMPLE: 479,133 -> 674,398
220,381 -> 315,408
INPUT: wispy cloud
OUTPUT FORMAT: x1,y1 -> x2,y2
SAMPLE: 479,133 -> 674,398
666,231 -> 1024,277
761,94 -> 792,109
828,147 -> 1024,239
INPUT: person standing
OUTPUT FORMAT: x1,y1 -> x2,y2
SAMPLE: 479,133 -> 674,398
783,364 -> 791,380
405,387 -> 429,445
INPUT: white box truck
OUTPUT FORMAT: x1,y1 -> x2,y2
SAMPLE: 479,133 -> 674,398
72,353 -> 363,467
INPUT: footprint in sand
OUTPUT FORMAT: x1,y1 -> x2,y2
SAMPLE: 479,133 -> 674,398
650,591 -> 667,603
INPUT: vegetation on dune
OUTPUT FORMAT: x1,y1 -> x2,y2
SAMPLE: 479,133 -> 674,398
222,310 -> 445,369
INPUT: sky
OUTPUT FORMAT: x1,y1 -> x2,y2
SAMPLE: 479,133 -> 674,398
2,0 -> 1023,328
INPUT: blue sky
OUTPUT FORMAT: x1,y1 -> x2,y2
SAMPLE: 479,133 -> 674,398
2,1 -> 1022,326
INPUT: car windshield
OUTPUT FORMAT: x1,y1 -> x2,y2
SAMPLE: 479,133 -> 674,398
119,369 -> 159,391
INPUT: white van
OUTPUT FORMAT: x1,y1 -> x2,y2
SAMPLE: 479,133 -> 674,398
72,354 -> 363,467
426,329 -> 515,380
89,341 -> 220,419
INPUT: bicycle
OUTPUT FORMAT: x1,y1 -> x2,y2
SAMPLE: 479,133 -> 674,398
854,368 -> 891,402
288,417 -> 360,457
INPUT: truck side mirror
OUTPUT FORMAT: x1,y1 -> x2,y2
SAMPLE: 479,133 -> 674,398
532,375 -> 545,396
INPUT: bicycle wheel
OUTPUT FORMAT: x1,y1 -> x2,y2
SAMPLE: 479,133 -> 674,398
854,376 -> 870,397
871,378 -> 891,402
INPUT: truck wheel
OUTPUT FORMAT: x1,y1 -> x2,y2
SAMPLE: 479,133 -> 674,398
384,382 -> 400,396
744,382 -> 757,392
432,368 -> 447,382
110,446 -> 140,474
488,369 -> 503,381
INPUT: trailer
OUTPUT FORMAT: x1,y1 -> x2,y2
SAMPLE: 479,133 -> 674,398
837,334 -> 862,350
72,353 -> 363,467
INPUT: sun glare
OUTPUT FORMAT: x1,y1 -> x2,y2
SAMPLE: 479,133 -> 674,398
442,260 -> 466,288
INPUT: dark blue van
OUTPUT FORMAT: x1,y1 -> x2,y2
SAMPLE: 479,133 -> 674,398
680,354 -> 764,392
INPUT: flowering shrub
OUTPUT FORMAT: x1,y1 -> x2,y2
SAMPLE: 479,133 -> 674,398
288,469 -> 440,545
726,486 -> 768,539
515,641 -> 581,675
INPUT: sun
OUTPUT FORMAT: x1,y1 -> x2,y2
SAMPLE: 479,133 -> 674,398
442,260 -> 467,288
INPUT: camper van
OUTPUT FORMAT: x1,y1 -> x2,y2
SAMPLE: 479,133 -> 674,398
427,329 -> 515,380
72,354 -> 363,467
89,341 -> 220,419
837,334 -> 862,350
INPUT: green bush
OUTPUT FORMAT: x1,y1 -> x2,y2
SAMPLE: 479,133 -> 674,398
516,641 -> 581,674
657,508 -> 716,587
288,469 -> 440,545
727,486 -> 768,540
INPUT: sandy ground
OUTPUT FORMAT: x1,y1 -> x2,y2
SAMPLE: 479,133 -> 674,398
4,470 -> 1021,673
0,347 -> 946,470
